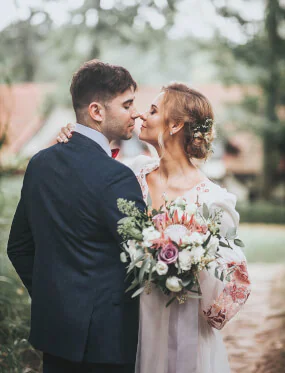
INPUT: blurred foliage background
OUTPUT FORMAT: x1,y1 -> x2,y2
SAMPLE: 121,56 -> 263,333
0,0 -> 285,371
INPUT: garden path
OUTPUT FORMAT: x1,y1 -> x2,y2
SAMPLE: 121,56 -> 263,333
222,263 -> 285,373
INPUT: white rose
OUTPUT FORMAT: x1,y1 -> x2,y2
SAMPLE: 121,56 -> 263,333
142,226 -> 161,247
166,276 -> 183,292
177,250 -> 192,271
156,261 -> 169,275
190,245 -> 205,264
185,203 -> 197,216
120,252 -> 127,263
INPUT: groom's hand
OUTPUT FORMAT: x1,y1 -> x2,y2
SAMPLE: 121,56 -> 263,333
57,123 -> 75,143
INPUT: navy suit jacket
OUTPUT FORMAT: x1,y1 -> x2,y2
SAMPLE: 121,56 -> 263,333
7,132 -> 146,363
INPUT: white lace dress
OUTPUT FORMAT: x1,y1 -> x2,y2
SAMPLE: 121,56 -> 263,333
129,156 -> 251,373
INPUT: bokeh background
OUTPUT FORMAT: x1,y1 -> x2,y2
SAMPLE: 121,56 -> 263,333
0,0 -> 285,372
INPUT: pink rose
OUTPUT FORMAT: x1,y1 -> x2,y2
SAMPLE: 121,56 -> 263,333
158,243 -> 178,264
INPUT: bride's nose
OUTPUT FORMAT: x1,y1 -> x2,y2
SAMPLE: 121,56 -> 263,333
140,112 -> 147,121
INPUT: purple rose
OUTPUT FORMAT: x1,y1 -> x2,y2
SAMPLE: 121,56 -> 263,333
158,243 -> 178,264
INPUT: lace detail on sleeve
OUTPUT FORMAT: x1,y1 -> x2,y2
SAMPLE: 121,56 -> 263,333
134,158 -> 159,203
199,186 -> 251,330
203,260 -> 251,330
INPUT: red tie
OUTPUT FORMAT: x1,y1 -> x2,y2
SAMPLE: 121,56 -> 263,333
111,148 -> 120,159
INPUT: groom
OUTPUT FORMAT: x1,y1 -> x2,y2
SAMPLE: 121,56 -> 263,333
7,60 -> 145,373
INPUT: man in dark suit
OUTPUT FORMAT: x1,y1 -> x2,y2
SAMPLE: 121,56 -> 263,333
7,60 -> 146,373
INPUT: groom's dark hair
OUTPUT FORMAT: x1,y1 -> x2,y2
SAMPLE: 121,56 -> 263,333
70,59 -> 137,112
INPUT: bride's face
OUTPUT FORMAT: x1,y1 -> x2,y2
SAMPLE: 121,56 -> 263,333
139,92 -> 166,146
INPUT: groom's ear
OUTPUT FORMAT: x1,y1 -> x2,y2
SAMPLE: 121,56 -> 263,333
88,102 -> 104,123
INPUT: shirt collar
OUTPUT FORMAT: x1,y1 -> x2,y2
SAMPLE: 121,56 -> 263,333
74,123 -> 111,157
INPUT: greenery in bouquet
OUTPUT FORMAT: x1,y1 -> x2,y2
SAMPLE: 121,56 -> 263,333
117,197 -> 244,307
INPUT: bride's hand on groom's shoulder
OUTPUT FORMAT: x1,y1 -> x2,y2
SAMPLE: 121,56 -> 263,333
56,123 -> 75,143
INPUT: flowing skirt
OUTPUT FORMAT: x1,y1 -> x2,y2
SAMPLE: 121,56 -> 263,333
135,289 -> 231,373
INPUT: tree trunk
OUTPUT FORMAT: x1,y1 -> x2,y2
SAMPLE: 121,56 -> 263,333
262,0 -> 280,199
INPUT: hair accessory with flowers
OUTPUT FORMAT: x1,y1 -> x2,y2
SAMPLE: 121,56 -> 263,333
117,196 -> 244,307
193,118 -> 214,138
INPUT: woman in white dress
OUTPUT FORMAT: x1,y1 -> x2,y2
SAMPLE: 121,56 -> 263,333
58,83 -> 251,373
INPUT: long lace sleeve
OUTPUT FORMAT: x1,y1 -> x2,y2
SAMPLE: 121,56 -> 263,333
200,190 -> 251,330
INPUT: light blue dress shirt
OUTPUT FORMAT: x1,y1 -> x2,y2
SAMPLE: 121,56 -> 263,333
73,123 -> 112,157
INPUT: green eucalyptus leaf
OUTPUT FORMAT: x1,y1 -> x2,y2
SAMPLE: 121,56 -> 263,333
0,276 -> 14,285
129,228 -> 143,241
187,293 -> 202,299
127,254 -> 145,273
234,238 -> 245,247
214,266 -> 219,279
203,203 -> 209,220
202,232 -> 212,248
126,279 -> 139,293
219,241 -> 229,248
182,279 -> 192,287
131,287 -> 145,298
117,217 -> 132,225
165,296 -> 176,308
139,258 -> 151,284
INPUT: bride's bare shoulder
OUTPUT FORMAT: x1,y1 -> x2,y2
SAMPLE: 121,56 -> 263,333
125,155 -> 159,174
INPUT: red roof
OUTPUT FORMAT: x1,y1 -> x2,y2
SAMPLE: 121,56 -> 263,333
0,83 -> 54,154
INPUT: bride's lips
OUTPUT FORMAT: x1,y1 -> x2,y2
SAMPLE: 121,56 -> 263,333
141,124 -> 147,129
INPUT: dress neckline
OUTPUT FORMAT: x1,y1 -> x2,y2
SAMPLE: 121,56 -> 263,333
141,159 -> 212,204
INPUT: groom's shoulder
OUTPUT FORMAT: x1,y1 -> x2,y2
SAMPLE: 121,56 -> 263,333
96,156 -> 137,182
26,143 -> 60,167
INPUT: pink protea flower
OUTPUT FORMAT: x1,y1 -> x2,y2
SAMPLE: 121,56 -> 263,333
164,224 -> 189,244
158,242 -> 179,264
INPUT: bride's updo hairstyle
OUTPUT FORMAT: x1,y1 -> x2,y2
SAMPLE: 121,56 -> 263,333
161,83 -> 215,160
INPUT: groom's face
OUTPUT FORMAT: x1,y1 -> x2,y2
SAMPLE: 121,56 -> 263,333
102,87 -> 139,141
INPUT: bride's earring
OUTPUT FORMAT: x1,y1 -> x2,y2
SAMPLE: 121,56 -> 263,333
170,132 -> 173,136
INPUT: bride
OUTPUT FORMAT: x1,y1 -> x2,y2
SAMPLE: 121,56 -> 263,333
57,83 -> 251,373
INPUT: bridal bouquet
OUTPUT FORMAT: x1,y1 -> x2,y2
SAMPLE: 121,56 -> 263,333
117,197 -> 244,306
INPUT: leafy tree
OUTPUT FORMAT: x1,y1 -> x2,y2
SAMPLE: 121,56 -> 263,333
0,0 -> 180,83
0,9 -> 53,82
211,0 -> 285,199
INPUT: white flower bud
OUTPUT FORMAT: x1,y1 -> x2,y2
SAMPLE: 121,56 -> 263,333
120,252 -> 127,263
156,261 -> 169,275
166,276 -> 183,292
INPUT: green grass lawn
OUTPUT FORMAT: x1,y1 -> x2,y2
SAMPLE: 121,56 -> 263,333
239,224 -> 285,263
